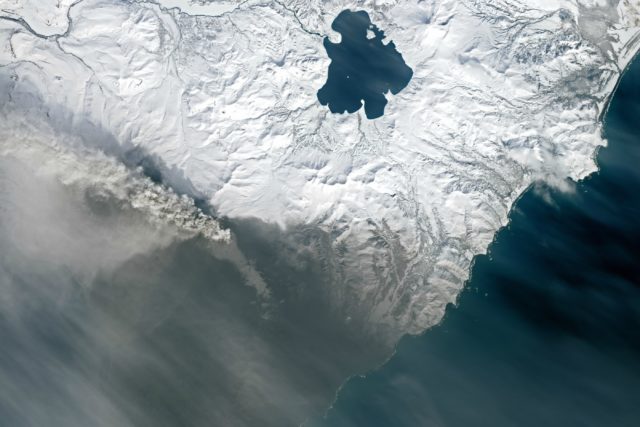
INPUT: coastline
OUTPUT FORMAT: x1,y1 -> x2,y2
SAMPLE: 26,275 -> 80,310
312,44 -> 640,427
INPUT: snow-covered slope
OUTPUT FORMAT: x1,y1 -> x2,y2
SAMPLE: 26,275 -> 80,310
1,0 -> 639,342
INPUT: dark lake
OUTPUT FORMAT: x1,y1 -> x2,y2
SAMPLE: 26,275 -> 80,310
317,10 -> 413,119
310,54 -> 640,426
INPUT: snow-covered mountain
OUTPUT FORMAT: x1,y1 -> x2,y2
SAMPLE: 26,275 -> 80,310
1,0 -> 639,345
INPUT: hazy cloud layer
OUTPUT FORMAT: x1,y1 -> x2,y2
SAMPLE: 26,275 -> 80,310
0,107 -> 389,426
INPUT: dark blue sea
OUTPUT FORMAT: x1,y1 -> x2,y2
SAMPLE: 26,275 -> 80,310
310,55 -> 640,426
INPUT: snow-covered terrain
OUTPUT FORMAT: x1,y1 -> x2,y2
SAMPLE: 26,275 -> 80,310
1,0 -> 639,345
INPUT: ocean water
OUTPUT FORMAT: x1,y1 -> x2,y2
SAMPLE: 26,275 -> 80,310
310,55 -> 640,426
317,10 -> 413,119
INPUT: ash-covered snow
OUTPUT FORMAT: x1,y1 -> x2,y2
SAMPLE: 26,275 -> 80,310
0,0 -> 639,343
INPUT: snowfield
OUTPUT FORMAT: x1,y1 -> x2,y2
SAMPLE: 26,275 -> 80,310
1,0 -> 639,343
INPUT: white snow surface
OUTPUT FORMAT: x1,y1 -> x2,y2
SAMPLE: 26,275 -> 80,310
1,0 -> 639,340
